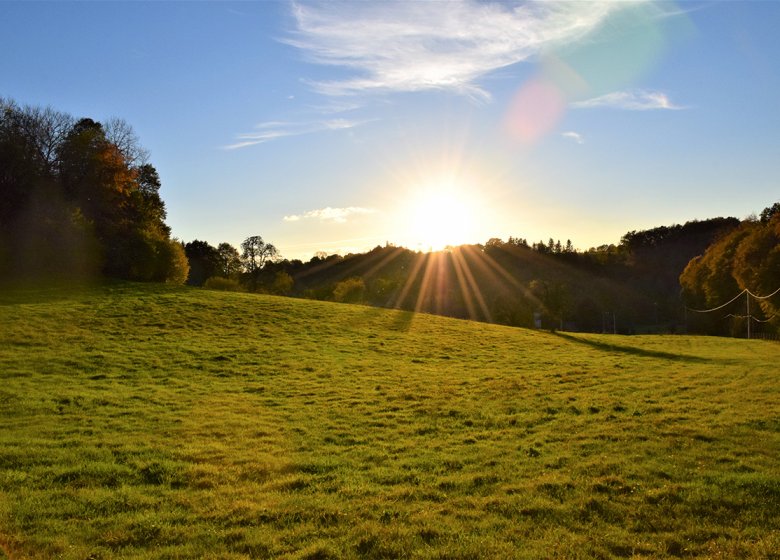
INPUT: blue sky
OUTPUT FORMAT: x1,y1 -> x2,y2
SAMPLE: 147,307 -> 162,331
2,1 -> 779,261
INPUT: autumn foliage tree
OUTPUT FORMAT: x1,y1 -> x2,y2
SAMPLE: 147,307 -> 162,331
0,98 -> 187,282
680,205 -> 780,335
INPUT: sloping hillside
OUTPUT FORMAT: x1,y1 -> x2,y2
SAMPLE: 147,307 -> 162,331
0,283 -> 778,559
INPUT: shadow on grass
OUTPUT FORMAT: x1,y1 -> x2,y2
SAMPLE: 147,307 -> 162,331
0,280 -> 97,306
351,300 -> 415,333
0,279 -> 179,306
553,332 -> 714,364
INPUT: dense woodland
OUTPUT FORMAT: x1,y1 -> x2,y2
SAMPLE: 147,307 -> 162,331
187,208 -> 778,337
2,100 -> 778,337
0,99 -> 188,282
680,205 -> 780,336
191,218 -> 733,329
189,214 -> 779,339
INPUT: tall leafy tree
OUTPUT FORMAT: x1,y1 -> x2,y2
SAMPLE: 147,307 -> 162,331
680,205 -> 780,335
760,202 -> 780,224
241,235 -> 279,291
217,242 -> 242,278
133,164 -> 169,234
0,99 -> 187,282
241,236 -> 278,273
184,240 -> 220,286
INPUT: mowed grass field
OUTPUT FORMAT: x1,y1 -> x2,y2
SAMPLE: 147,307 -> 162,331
0,283 -> 778,559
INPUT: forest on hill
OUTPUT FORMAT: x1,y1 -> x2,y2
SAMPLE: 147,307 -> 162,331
187,210 -> 778,337
201,218 -> 736,331
2,100 -> 778,337
185,209 -> 780,336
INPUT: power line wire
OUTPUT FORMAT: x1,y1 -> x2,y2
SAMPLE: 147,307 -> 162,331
753,313 -> 778,323
747,286 -> 780,300
688,287 -> 779,338
686,289 -> 747,313
724,313 -> 778,322
687,286 -> 780,314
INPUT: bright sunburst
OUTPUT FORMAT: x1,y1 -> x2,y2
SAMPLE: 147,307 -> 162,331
403,180 -> 480,251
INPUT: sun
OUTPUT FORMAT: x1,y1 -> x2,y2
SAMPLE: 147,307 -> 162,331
403,180 -> 480,251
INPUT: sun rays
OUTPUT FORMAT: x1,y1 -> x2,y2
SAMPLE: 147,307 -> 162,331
303,242 -> 546,326
391,245 -> 545,324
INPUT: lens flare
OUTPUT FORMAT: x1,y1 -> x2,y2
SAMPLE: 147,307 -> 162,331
504,78 -> 567,144
502,2 -> 691,145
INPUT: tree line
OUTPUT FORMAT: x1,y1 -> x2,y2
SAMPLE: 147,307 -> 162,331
182,235 -> 287,293
680,203 -> 780,336
3,100 -> 776,337
182,211 -> 780,337
0,99 -> 187,282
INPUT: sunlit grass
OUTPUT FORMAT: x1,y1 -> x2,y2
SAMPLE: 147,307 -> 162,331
0,282 -> 778,559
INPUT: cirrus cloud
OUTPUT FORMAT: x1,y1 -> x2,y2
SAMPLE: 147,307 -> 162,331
223,118 -> 366,150
286,0 -> 634,101
571,89 -> 684,111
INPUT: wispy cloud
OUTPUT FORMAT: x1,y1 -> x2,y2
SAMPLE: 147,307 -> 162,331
322,118 -> 358,130
286,1 -> 631,100
310,100 -> 364,114
571,90 -> 684,111
562,131 -> 584,144
283,206 -> 376,224
223,118 -> 365,149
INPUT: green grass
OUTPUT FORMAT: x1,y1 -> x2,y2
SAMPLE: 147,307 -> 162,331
0,282 -> 778,559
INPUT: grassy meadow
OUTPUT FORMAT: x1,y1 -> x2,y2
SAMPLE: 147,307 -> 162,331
0,282 -> 778,559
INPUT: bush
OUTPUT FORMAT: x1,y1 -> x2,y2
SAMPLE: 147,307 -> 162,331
333,277 -> 366,303
204,276 -> 243,292
271,271 -> 294,295
157,238 -> 190,284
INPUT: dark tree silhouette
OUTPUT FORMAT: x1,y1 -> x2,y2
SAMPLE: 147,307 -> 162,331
0,98 -> 187,282
184,240 -> 220,286
241,235 -> 279,290
217,242 -> 242,278
760,202 -> 780,224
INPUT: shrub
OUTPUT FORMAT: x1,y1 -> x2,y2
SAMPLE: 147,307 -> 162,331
271,271 -> 294,295
158,238 -> 190,284
204,276 -> 243,292
333,277 -> 366,303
